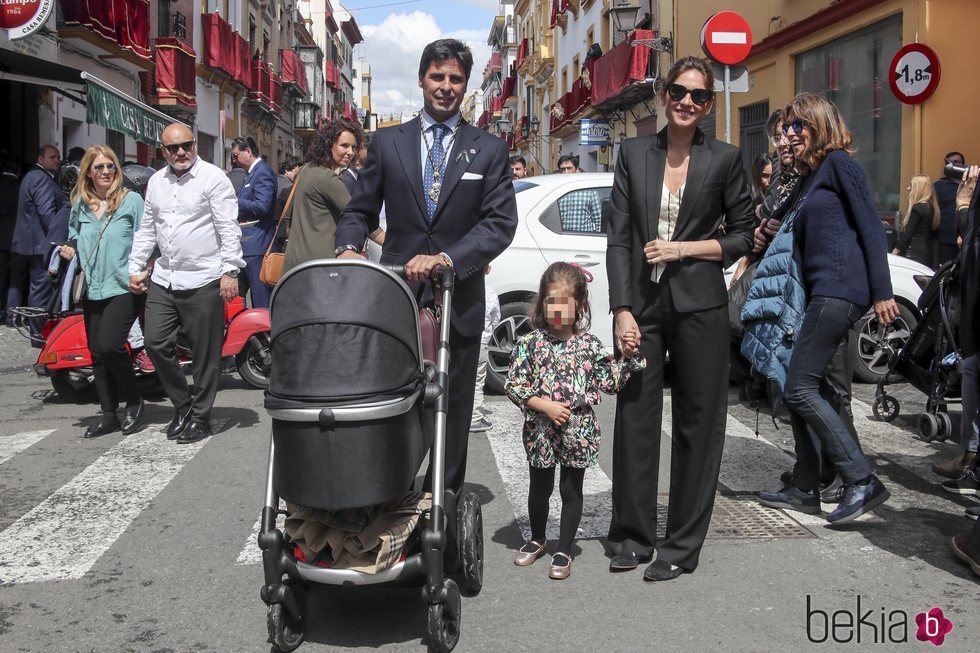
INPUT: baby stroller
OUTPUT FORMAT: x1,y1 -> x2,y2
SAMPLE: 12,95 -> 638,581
257,259 -> 483,653
872,259 -> 961,441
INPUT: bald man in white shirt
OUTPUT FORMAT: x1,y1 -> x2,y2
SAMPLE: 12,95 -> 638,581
129,123 -> 245,444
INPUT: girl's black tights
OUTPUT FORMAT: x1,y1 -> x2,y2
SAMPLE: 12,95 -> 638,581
527,464 -> 586,554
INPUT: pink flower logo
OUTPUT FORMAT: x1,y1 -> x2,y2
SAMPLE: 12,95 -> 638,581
915,607 -> 953,646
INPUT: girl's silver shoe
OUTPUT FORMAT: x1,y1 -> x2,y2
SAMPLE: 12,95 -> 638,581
513,540 -> 547,566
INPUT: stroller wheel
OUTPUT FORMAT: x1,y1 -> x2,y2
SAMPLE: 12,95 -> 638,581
917,413 -> 941,442
267,597 -> 306,653
457,491 -> 484,596
936,412 -> 953,442
427,579 -> 461,653
872,396 -> 900,422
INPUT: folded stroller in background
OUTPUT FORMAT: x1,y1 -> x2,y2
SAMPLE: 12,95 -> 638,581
257,260 -> 483,653
873,259 -> 962,441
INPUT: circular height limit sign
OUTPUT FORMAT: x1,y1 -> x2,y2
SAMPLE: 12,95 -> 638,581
889,43 -> 941,104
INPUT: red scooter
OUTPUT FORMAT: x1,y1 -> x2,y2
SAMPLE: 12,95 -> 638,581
26,296 -> 271,403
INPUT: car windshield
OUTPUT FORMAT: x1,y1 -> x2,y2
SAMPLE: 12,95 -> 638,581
513,180 -> 538,193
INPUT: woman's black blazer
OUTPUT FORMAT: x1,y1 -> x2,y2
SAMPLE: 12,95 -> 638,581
606,127 -> 755,314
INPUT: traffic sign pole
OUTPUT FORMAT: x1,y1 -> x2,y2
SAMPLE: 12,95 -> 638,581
724,64 -> 731,144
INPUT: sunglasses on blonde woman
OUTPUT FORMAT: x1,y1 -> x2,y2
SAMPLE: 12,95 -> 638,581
665,83 -> 713,106
92,163 -> 116,173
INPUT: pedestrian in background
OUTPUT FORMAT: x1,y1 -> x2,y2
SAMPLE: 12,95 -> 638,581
129,123 -> 244,444
0,152 -> 22,324
892,174 -> 939,269
280,121 -> 353,275
510,156 -> 528,179
60,145 -> 145,439
605,56 -> 754,581
470,265 -> 499,433
557,154 -> 580,173
934,151 -> 965,265
329,118 -> 363,196
758,93 -> 898,524
749,152 -> 774,209
506,262 -> 644,580
275,156 -> 301,221
10,145 -> 68,341
231,136 -> 276,309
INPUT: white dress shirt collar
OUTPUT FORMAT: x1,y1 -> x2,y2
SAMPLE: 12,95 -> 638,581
420,110 -> 462,133
166,155 -> 202,181
246,158 -> 261,175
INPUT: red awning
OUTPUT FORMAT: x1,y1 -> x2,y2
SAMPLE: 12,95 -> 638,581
60,0 -> 151,60
280,50 -> 309,96
271,75 -> 283,113
516,38 -> 528,69
325,60 -> 339,89
232,32 -> 251,87
591,30 -> 653,107
502,75 -> 516,100
153,37 -> 196,107
550,0 -> 569,28
201,13 -> 229,74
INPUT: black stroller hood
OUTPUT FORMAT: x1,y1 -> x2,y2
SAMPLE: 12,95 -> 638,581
266,260 -> 424,406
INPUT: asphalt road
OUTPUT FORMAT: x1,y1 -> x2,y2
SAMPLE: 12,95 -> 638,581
0,324 -> 977,652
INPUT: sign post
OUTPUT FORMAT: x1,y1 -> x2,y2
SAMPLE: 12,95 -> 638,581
700,11 -> 753,143
888,43 -> 941,105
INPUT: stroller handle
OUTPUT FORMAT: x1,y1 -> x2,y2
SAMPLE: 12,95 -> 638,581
384,264 -> 455,289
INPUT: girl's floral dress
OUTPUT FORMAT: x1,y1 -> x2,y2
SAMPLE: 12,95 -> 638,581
505,329 -> 645,468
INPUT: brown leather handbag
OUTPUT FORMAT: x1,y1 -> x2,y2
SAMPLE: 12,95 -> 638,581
259,169 -> 301,286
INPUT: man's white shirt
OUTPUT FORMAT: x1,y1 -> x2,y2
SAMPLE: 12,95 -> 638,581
129,156 -> 244,290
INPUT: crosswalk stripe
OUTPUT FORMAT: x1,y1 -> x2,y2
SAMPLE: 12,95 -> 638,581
0,421 -> 224,585
0,429 -> 56,466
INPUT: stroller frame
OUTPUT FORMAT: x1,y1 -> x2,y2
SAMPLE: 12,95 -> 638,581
257,260 -> 482,653
873,260 -> 961,441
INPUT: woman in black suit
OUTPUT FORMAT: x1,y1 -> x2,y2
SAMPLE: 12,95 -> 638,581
605,56 -> 755,580
892,174 -> 939,269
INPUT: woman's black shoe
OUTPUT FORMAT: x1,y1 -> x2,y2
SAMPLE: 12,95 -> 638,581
84,414 -> 121,439
121,401 -> 145,435
642,559 -> 688,581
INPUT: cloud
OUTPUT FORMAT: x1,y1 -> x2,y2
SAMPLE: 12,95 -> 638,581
359,11 -> 491,119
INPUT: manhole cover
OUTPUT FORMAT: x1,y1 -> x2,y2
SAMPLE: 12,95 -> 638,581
654,494 -> 813,540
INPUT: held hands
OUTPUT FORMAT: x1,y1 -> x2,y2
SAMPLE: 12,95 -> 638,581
614,308 -> 640,357
644,239 -> 684,265
128,271 -> 149,294
874,298 -> 901,326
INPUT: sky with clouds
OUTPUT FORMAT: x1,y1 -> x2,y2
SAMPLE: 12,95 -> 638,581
346,0 -> 499,118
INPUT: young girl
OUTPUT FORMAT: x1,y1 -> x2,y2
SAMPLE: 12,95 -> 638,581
505,262 -> 645,579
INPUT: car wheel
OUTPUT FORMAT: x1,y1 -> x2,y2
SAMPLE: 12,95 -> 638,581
850,303 -> 917,384
486,301 -> 532,395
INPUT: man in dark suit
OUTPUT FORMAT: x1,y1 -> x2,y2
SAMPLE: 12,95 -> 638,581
10,145 -> 67,339
275,156 -> 301,221
231,136 -> 276,309
335,38 -> 518,498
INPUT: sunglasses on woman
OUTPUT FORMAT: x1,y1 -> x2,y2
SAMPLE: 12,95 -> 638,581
781,119 -> 809,136
92,163 -> 117,173
163,140 -> 195,155
665,83 -> 713,106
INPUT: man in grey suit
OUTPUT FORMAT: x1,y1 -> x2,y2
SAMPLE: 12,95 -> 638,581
335,39 -> 518,499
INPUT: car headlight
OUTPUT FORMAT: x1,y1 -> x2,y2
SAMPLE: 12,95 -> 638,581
912,274 -> 932,291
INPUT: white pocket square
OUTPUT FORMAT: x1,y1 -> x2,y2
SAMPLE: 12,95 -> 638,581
461,172 -> 483,180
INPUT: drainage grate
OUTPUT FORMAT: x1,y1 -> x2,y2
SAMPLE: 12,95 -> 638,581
654,494 -> 814,540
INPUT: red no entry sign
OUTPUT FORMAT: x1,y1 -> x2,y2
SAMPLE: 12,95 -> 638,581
888,43 -> 941,105
700,12 -> 753,66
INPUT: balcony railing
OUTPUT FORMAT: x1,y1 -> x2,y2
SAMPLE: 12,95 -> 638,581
590,29 -> 655,112
280,49 -> 309,98
152,37 -> 196,108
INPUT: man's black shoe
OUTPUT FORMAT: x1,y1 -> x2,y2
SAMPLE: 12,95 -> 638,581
84,414 -> 121,439
176,420 -> 212,444
826,475 -> 890,524
608,550 -> 651,572
758,485 -> 821,514
165,409 -> 192,440
643,559 -> 689,582
121,400 -> 145,435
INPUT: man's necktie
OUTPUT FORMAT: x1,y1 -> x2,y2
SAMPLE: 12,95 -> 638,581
424,123 -> 448,221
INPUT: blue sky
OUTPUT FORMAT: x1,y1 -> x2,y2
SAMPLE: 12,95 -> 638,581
346,0 -> 499,117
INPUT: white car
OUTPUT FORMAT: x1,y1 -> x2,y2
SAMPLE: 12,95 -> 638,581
485,173 -> 933,392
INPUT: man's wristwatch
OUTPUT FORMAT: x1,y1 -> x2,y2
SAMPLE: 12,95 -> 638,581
334,244 -> 359,256
223,269 -> 239,278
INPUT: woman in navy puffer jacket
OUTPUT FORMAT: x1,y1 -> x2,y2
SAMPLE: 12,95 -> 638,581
758,93 -> 900,525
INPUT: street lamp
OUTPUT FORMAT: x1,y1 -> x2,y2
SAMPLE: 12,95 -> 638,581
609,1 -> 640,37
496,118 -> 513,135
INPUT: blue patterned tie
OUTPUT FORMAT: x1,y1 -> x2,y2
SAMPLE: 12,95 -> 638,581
424,123 -> 448,221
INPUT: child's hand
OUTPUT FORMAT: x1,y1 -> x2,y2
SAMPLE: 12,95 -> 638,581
541,399 -> 571,427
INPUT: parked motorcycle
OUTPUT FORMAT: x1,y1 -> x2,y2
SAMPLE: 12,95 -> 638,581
20,297 -> 271,403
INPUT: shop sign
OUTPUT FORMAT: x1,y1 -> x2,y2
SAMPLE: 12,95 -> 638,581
579,119 -> 610,146
1,0 -> 54,40
888,43 -> 941,105
597,145 -> 610,167
85,80 -> 171,147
